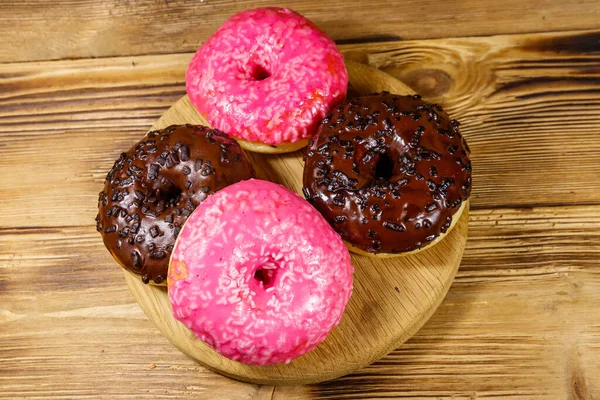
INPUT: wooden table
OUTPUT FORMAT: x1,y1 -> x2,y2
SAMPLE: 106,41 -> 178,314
2,1 -> 600,398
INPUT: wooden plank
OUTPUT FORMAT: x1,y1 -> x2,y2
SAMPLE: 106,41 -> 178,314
0,54 -> 189,134
2,30 -> 600,229
0,228 -> 274,399
1,1 -> 600,62
2,205 -> 599,397
291,206 -> 600,398
344,30 -> 600,210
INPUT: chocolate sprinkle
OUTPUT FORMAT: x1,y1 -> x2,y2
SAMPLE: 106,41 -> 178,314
383,221 -> 405,232
96,125 -> 255,284
303,93 -> 471,254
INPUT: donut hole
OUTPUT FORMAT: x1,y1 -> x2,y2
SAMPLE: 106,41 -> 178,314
151,186 -> 183,209
253,263 -> 278,288
375,152 -> 395,180
248,63 -> 271,81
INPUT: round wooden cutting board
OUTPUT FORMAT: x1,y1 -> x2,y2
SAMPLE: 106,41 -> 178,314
123,60 -> 469,385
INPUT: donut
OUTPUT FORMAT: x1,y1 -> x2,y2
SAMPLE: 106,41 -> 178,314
96,125 -> 255,284
186,7 -> 348,154
302,93 -> 472,257
168,179 -> 353,365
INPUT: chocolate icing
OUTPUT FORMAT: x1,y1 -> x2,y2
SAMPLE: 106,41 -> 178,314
302,93 -> 472,254
96,125 -> 255,283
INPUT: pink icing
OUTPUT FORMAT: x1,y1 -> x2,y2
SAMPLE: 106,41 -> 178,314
168,179 -> 353,366
186,7 -> 348,146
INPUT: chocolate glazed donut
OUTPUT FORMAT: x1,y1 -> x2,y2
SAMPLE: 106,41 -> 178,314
302,93 -> 472,255
96,125 -> 255,284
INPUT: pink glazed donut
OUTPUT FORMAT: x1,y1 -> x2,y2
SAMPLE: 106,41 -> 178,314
186,7 -> 348,154
168,179 -> 353,366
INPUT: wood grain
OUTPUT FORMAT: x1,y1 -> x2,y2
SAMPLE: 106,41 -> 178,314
1,1 -> 600,62
2,30 -> 600,231
2,205 -> 599,397
296,205 -> 600,399
0,226 -> 274,399
344,30 -> 600,210
2,23 -> 600,399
